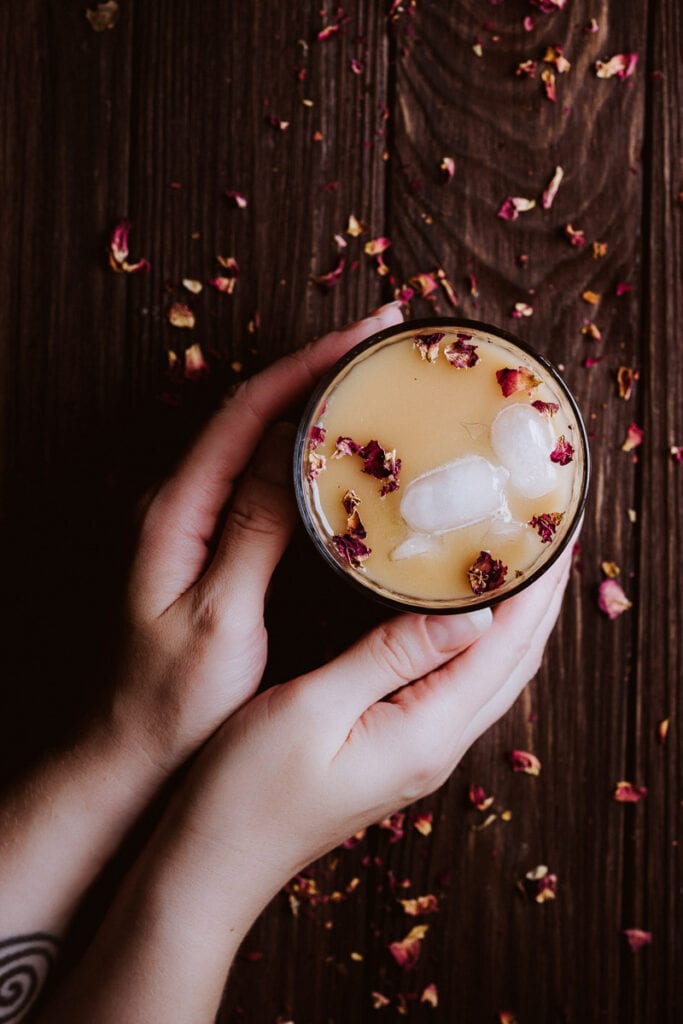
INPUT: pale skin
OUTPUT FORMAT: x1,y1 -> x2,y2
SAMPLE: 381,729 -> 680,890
0,305 -> 575,1022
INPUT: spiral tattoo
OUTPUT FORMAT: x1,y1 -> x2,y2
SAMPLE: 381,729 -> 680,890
0,934 -> 59,1023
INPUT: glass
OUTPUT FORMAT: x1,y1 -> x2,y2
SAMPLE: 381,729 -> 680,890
294,317 -> 589,614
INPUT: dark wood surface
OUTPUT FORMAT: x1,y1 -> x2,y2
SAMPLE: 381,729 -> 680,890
1,1 -> 681,1021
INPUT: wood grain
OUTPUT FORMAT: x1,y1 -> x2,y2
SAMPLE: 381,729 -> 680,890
0,1 -> 680,1022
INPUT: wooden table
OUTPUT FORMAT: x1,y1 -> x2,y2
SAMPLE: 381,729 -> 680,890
1,2 -> 681,1021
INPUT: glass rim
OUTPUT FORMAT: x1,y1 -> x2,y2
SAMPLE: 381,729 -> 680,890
294,316 -> 590,614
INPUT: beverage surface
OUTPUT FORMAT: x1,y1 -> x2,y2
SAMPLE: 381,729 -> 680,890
303,327 -> 582,606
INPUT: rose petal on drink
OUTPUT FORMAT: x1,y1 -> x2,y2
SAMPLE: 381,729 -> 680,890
550,435 -> 575,465
529,511 -> 564,543
332,533 -> 371,567
390,533 -> 436,561
496,366 -> 542,397
467,551 -> 508,595
444,337 -> 479,368
413,332 -> 444,362
400,456 -> 509,534
491,404 -> 559,498
531,400 -> 560,417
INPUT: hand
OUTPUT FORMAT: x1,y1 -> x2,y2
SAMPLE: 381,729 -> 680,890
163,543 -> 574,935
105,304 -> 404,773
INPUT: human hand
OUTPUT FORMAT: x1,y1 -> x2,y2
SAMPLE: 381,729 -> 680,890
161,543 -> 575,937
103,304 -> 405,774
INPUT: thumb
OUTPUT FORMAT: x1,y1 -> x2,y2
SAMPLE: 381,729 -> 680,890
199,421 -> 298,621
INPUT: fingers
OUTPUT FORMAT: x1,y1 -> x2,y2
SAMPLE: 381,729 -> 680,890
197,422 -> 297,626
303,606 -> 494,738
131,303 -> 404,618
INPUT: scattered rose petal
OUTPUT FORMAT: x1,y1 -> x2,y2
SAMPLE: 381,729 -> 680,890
624,929 -> 652,951
183,342 -> 209,379
658,719 -> 670,745
595,54 -> 639,80
267,115 -> 290,131
209,276 -> 237,294
598,578 -> 632,619
531,0 -> 567,11
496,366 -> 542,397
332,533 -> 371,567
379,811 -> 405,842
512,301 -> 534,318
350,57 -> 363,74
525,865 -> 557,903
472,40 -> 483,57
565,224 -> 586,247
445,336 -> 479,368
334,233 -> 347,250
469,784 -> 494,811
497,196 -> 536,221
216,255 -> 240,275
376,255 -> 390,276
585,18 -> 599,33
421,984 -> 438,1008
85,0 -> 119,31
542,165 -> 564,208
364,237 -> 391,256
182,278 -> 203,294
516,59 -> 538,77
468,272 -> 479,297
517,252 -> 530,268
544,44 -> 571,73
601,561 -> 621,578
499,1013 -> 519,1024
371,991 -> 391,1009
670,445 -> 683,463
614,781 -> 648,803
343,489 -> 366,539
225,190 -> 248,208
621,422 -> 644,452
436,267 -> 459,306
309,425 -> 326,450
550,435 -> 575,465
440,156 -> 455,179
584,357 -> 601,368
529,512 -> 564,543
510,750 -> 542,775
388,925 -> 429,970
540,68 -> 557,101
307,451 -> 327,481
581,321 -> 602,341
532,400 -> 560,417
413,813 -> 433,836
523,15 -> 535,31
592,241 -> 608,259
108,220 -> 150,274
617,366 -> 639,400
582,290 -> 600,304
399,894 -> 439,916
467,551 -> 508,595
616,282 -> 633,296
312,256 -> 346,288
168,302 -> 195,329
414,332 -> 444,362
317,23 -> 340,41
347,213 -> 365,237
409,272 -> 438,297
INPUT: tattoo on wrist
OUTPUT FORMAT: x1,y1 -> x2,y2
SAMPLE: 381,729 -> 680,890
0,934 -> 60,1023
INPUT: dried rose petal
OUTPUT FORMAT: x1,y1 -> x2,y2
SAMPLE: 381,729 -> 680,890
358,440 -> 402,496
512,301 -> 534,318
531,400 -> 560,417
420,984 -> 438,1008
108,220 -> 150,274
598,578 -> 632,619
601,561 -> 620,578
399,894 -> 439,916
624,929 -> 652,952
307,451 -> 327,481
616,282 -> 633,296
581,321 -> 602,341
333,436 -> 361,459
267,115 -> 290,131
168,302 -> 195,329
523,15 -> 535,31
621,422 -> 644,452
413,813 -> 433,836
550,435 -> 574,465
342,489 -> 360,515
468,784 -> 494,811
540,68 -> 557,102
467,551 -> 507,596
225,190 -> 248,209
467,273 -> 479,297
364,237 -> 391,256
209,276 -> 237,295
332,533 -> 371,568
585,18 -> 599,33
497,196 -> 536,221
388,925 -> 429,970
376,255 -> 390,277
216,255 -> 240,276
670,446 -> 683,464
496,366 -> 542,397
510,750 -> 542,775
414,332 -> 444,362
409,272 -> 438,297
182,278 -> 203,294
440,156 -> 455,179
525,864 -> 557,903
657,719 -> 670,745
350,57 -> 363,74
582,290 -> 600,304
343,490 -> 366,539
592,241 -> 608,259
498,1013 -> 519,1024
614,781 -> 648,803
371,992 -> 391,1009
617,366 -> 639,400
531,0 -> 567,11
346,213 -> 364,237
529,512 -> 564,543
444,336 -> 479,368
516,59 -> 537,78
309,425 -> 326,449
379,811 -> 405,842
312,256 -> 345,288
542,165 -> 564,209
436,267 -> 459,307
183,343 -> 208,379
317,23 -> 340,41
544,44 -> 571,73
565,224 -> 586,247
595,54 -> 639,80
85,0 -> 120,31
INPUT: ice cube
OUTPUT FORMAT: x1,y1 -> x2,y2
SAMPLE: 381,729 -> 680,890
491,404 -> 559,499
400,455 -> 509,534
390,533 -> 437,561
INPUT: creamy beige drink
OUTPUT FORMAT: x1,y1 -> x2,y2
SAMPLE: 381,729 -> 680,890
296,320 -> 588,612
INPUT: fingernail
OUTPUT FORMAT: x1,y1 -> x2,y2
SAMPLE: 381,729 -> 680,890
368,299 -> 403,316
425,607 -> 493,651
252,421 -> 296,486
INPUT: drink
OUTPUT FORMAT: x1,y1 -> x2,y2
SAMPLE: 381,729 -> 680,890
295,319 -> 589,612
